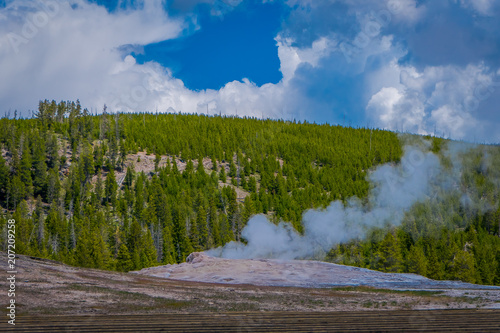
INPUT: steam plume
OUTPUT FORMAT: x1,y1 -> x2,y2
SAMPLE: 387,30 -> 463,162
207,145 -> 445,259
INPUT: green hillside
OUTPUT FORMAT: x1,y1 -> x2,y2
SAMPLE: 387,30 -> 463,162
0,100 -> 499,285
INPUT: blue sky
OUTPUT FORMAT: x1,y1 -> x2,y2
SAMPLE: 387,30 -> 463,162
0,0 -> 499,143
135,1 -> 284,90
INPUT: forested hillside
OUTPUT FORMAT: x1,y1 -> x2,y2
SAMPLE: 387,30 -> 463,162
326,143 -> 500,285
0,99 -> 499,285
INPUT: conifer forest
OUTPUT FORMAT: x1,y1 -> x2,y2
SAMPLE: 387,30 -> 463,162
1,99 -> 499,285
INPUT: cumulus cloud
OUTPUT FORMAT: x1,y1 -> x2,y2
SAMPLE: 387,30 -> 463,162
276,36 -> 334,83
0,0 -> 295,120
279,0 -> 500,142
0,0 -> 499,143
385,0 -> 426,24
460,0 -> 496,16
366,62 -> 500,141
0,0 -> 184,114
367,86 -> 426,134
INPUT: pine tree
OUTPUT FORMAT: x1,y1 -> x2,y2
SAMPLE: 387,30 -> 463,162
240,174 -> 248,190
19,144 -> 33,197
208,199 -> 220,247
46,168 -> 61,203
75,226 -> 92,267
124,164 -> 135,189
88,227 -> 106,269
450,249 -> 477,283
375,232 -> 403,273
229,160 -> 237,178
162,226 -> 177,265
46,134 -> 60,170
211,156 -> 218,171
105,167 -> 118,206
141,229 -> 158,268
116,243 -> 133,272
128,218 -> 142,269
13,200 -> 33,254
81,141 -> 94,182
134,173 -> 145,217
426,245 -> 445,280
0,154 -> 9,204
32,141 -> 48,199
119,139 -> 127,171
173,205 -> 193,262
474,234 -> 498,285
242,196 -> 255,224
93,144 -> 104,172
219,166 -> 227,183
407,244 -> 428,276
197,205 -> 209,250
94,169 -> 104,205
155,153 -> 161,172
248,176 -> 257,193
219,213 -> 233,244
189,215 -> 200,251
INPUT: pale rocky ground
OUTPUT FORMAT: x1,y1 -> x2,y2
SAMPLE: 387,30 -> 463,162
3,252 -> 500,317
134,252 -> 500,309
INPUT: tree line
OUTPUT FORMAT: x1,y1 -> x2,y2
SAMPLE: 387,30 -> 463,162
0,99 -> 499,286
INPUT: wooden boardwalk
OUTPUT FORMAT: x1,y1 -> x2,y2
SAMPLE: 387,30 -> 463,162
4,310 -> 500,332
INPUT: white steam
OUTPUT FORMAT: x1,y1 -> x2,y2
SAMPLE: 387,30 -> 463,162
207,146 -> 442,259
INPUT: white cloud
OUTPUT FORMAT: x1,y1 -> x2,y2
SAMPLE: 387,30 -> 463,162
430,105 -> 477,138
0,0 -> 339,122
367,86 -> 428,135
1,0 -> 498,144
0,0 -> 184,114
0,0 -> 299,121
276,35 -> 334,83
366,62 -> 500,141
460,0 -> 494,16
386,0 -> 425,24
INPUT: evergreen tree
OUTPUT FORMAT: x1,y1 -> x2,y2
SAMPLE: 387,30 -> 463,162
375,232 -> 403,273
46,168 -> 61,203
426,245 -> 445,280
197,205 -> 209,250
75,226 -> 92,267
155,153 -> 161,172
105,167 -> 118,206
407,244 -> 428,276
116,242 -> 133,272
173,205 -> 193,262
189,215 -> 200,251
81,141 -> 94,181
3,100 -> 500,285
474,234 -> 498,285
219,166 -> 227,183
19,144 -> 33,197
13,200 -> 33,254
141,229 -> 158,268
0,154 -> 9,203
32,141 -> 48,199
240,175 -> 248,190
208,199 -> 220,247
124,164 -> 135,189
248,176 -> 257,193
229,160 -> 237,178
219,213 -> 233,244
9,176 -> 25,210
162,226 -> 177,265
450,249 -> 477,283
46,134 -> 60,170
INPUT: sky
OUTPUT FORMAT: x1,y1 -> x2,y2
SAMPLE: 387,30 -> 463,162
0,0 -> 499,143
